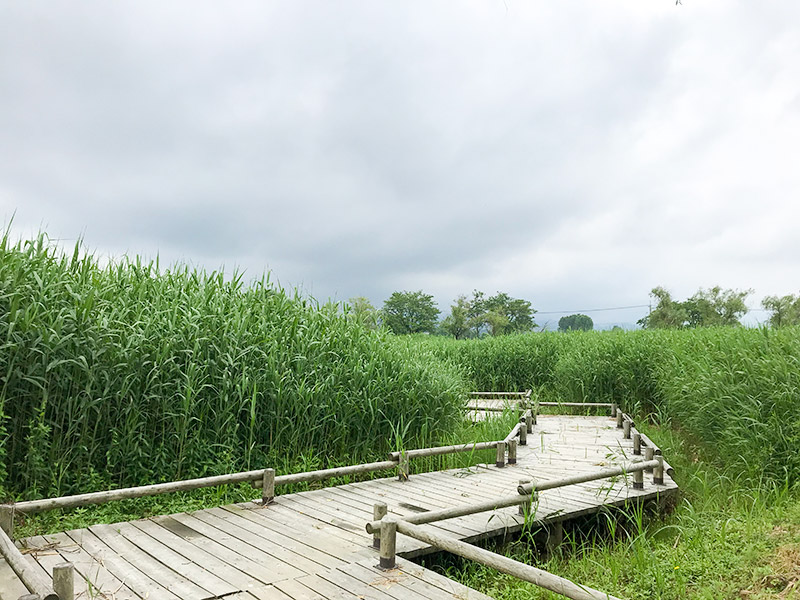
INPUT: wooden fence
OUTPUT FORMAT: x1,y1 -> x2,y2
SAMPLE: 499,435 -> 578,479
367,403 -> 671,600
0,394 -> 666,600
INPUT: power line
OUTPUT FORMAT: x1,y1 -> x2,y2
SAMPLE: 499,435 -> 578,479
536,304 -> 650,315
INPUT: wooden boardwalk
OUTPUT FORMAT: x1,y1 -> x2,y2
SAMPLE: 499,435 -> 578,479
2,415 -> 677,600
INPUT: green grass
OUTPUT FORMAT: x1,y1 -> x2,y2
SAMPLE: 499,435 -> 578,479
414,326 -> 800,485
0,232 -> 468,500
421,424 -> 800,599
4,230 -> 800,598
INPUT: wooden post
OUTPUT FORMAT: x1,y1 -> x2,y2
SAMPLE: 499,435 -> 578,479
507,439 -> 517,465
525,412 -> 533,434
633,432 -> 641,455
398,451 -> 409,481
262,468 -> 275,505
519,480 -> 531,516
379,519 -> 397,569
53,563 -> 74,600
0,505 -> 13,539
518,417 -> 527,446
633,468 -> 644,490
653,456 -> 665,485
644,446 -> 655,472
616,411 -> 623,428
611,403 -> 617,417
372,502 -> 387,549
495,441 -> 506,468
546,521 -> 563,553
622,419 -> 631,440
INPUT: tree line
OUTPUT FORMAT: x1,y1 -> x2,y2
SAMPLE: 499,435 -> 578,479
639,286 -> 800,329
347,290 -> 595,337
347,285 -> 800,337
347,290 -> 538,337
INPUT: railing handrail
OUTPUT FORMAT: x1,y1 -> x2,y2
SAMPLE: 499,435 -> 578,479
387,441 -> 502,461
0,525 -> 58,599
391,519 -> 621,600
365,457 -> 661,533
6,426 -> 529,516
538,401 -> 614,407
469,391 -> 529,397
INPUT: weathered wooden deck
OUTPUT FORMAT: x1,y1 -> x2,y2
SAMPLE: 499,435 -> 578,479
1,415 -> 677,600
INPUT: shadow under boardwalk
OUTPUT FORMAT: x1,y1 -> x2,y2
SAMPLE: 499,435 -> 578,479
4,415 -> 677,600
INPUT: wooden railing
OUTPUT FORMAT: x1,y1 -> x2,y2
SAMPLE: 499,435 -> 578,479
1,396 -> 666,600
368,402 -> 671,600
467,389 -> 533,414
0,523 -> 63,600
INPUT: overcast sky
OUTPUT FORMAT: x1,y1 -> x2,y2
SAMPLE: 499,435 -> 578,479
2,1 -> 799,328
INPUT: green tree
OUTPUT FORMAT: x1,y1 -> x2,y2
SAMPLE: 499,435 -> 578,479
484,309 -> 510,336
762,293 -> 800,328
684,286 -> 751,327
639,286 -> 751,329
346,296 -> 379,330
465,289 -> 488,337
558,314 -> 593,332
485,292 -> 536,334
382,290 -> 440,335
441,295 -> 471,339
638,287 -> 689,329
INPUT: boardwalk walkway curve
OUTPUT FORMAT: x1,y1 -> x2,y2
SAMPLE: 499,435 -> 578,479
1,398 -> 678,600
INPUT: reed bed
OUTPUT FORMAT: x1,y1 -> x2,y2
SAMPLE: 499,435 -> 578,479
415,327 -> 800,484
0,234 -> 466,500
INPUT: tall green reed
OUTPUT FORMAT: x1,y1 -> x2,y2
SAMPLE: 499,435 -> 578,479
0,233 -> 467,499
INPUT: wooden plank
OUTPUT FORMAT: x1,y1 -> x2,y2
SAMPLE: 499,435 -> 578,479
22,535 -> 137,600
273,577 -> 329,600
154,514 -> 304,584
0,556 -> 29,600
363,556 -> 494,600
314,485 -> 480,539
177,510 -> 328,575
221,504 -> 365,559
318,566 -> 406,600
336,562 -> 434,600
110,521 -> 236,598
206,507 -> 347,569
131,518 -> 280,600
87,523 -> 217,599
293,573 -> 366,599
26,531 -> 138,599
64,528 -> 181,600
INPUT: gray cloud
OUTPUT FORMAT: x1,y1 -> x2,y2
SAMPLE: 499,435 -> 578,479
2,1 -> 799,327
